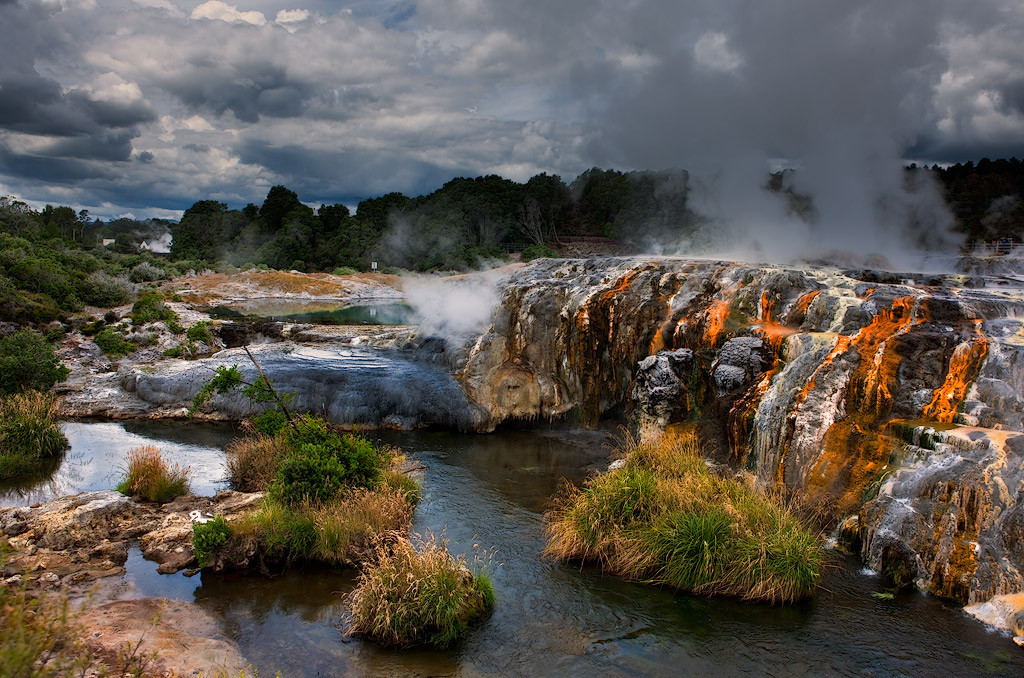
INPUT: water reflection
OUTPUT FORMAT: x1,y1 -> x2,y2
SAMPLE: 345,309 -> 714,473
0,421 -> 235,506
206,300 -> 418,326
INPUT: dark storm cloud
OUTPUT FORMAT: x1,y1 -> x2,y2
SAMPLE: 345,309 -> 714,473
0,0 -> 154,183
160,60 -> 314,122
0,145 -> 115,183
1,0 -> 1022,223
235,139 -> 457,204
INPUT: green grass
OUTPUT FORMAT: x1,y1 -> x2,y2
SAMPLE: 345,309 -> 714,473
116,445 -> 190,503
0,391 -> 68,481
345,533 -> 495,648
225,488 -> 415,567
545,433 -> 823,604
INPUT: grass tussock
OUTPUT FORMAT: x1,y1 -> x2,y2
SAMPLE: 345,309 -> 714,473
206,415 -> 422,571
229,486 -> 415,567
226,432 -> 290,492
0,391 -> 67,481
116,445 -> 190,503
345,532 -> 495,649
544,433 -> 823,604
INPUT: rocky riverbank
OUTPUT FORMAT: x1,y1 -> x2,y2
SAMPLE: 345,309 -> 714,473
1,490 -> 262,674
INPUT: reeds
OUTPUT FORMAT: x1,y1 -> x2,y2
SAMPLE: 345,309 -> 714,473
116,445 -> 190,503
544,433 -> 822,604
345,532 -> 495,648
0,391 -> 68,480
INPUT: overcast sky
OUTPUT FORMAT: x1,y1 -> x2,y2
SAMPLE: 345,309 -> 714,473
1,0 -> 1023,220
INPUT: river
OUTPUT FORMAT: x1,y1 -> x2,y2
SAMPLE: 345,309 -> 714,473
3,422 -> 1022,676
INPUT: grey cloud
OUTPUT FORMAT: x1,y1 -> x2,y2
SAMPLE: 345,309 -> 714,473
39,130 -> 138,162
0,145 -> 115,183
160,59 -> 313,122
235,140 -> 456,203
65,91 -> 157,128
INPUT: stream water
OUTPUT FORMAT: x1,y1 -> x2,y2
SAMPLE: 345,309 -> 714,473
5,423 -> 1024,676
205,300 -> 418,326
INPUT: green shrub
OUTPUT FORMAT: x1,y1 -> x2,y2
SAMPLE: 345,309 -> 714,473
128,261 -> 166,283
192,516 -> 232,566
0,391 -> 68,480
252,409 -> 287,436
185,320 -> 213,344
273,447 -> 350,504
271,417 -> 386,504
345,533 -> 494,648
522,244 -> 560,261
131,291 -> 179,327
162,345 -> 184,358
93,327 -> 135,359
116,445 -> 190,503
0,330 -> 69,395
78,271 -> 133,307
331,266 -> 358,276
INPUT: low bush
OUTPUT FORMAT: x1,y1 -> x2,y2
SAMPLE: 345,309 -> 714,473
131,291 -> 180,330
0,329 -> 69,395
116,445 -> 190,503
128,261 -> 166,283
78,271 -> 133,307
192,516 -> 232,566
252,409 -> 288,436
270,416 -> 386,504
92,327 -> 135,359
521,244 -> 560,261
0,391 -> 68,480
345,533 -> 495,648
544,433 -> 822,603
185,320 -> 213,344
331,266 -> 358,276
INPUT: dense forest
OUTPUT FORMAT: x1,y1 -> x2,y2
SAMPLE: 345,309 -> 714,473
2,160 -> 1023,328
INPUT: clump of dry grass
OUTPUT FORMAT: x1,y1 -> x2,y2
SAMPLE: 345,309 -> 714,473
116,445 -> 190,503
225,433 -> 289,492
345,532 -> 495,649
544,433 -> 822,604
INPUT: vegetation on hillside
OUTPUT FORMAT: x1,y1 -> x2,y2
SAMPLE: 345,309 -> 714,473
545,432 -> 823,604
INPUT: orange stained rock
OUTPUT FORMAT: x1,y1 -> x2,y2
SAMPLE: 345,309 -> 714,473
702,299 -> 732,347
753,322 -> 797,364
849,296 -> 923,416
759,290 -> 778,323
923,324 -> 989,423
785,290 -> 821,326
805,418 -> 895,515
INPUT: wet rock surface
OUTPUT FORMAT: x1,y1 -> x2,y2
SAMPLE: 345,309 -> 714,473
0,490 -> 261,674
0,490 -> 263,591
